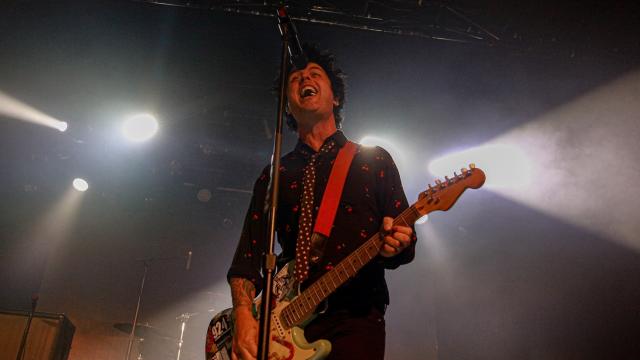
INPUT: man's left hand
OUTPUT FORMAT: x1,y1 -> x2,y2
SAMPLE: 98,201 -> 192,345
379,216 -> 413,257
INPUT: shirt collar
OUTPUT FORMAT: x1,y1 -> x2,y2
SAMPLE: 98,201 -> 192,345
294,130 -> 348,157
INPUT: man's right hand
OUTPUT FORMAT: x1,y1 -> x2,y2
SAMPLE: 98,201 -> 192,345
231,307 -> 258,360
230,277 -> 259,360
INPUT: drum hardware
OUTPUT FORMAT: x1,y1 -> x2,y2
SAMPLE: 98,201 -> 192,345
124,252 -> 192,360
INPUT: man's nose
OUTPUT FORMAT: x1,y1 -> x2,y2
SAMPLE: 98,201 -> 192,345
299,71 -> 311,82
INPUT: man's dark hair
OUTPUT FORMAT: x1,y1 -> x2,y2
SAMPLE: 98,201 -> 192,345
283,44 -> 346,131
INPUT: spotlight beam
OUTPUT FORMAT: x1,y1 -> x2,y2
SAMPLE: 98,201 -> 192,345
0,90 -> 67,131
428,70 -> 640,253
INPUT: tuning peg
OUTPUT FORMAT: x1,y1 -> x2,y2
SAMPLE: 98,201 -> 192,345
461,167 -> 468,173
454,171 -> 458,178
469,163 -> 476,169
445,175 -> 450,184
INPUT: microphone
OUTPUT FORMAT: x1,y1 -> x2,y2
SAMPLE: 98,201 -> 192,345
185,250 -> 192,271
276,7 -> 308,70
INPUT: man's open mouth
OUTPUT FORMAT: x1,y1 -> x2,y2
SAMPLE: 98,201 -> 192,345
300,85 -> 317,98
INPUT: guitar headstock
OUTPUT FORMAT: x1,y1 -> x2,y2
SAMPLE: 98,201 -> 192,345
416,164 -> 485,216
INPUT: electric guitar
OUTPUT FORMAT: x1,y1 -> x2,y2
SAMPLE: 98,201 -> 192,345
206,165 -> 486,360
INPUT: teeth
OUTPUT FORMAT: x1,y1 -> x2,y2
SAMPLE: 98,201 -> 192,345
301,86 -> 317,97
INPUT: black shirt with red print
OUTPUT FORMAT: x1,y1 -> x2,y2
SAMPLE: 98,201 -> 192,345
227,130 -> 416,313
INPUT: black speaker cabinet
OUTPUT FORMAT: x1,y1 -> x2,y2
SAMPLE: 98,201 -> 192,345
0,310 -> 75,360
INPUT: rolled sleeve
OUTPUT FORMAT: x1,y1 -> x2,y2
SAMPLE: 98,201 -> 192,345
226,166 -> 270,294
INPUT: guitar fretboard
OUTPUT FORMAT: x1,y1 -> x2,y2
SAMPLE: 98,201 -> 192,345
279,204 -> 422,328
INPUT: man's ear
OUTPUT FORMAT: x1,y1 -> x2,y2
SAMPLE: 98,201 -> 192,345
333,98 -> 340,106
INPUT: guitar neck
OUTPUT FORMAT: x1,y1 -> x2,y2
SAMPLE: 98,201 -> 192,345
280,205 -> 421,328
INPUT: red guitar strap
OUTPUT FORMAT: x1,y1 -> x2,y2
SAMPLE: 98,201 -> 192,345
313,141 -> 358,238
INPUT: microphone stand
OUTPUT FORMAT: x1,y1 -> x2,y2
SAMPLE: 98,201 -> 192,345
125,260 -> 150,360
125,253 -> 191,360
256,9 -> 292,360
16,295 -> 38,360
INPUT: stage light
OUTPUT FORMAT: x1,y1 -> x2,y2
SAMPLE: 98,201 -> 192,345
72,178 -> 89,192
415,214 -> 429,225
122,113 -> 158,142
360,135 -> 393,148
359,135 -> 406,173
197,188 -> 212,202
0,90 -> 69,131
428,144 -> 531,189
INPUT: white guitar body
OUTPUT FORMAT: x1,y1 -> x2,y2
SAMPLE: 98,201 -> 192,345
265,298 -> 331,360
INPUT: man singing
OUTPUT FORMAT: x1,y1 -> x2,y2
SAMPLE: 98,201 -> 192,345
227,44 -> 416,360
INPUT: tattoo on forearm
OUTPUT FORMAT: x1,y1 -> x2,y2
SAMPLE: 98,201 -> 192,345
230,278 -> 255,309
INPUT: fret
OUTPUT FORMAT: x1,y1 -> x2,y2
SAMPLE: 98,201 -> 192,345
298,299 -> 309,315
285,310 -> 294,327
295,301 -> 305,321
409,206 -> 420,223
355,249 -> 365,265
297,294 -> 309,314
342,264 -> 350,279
362,246 -> 371,259
315,285 -> 323,302
288,311 -> 295,328
342,263 -> 351,279
348,256 -> 358,273
284,311 -> 293,327
326,278 -> 335,293
366,241 -> 378,257
312,286 -> 324,302
328,272 -> 338,288
334,265 -> 344,282
325,277 -> 335,292
304,293 -> 314,309
292,299 -> 302,319
357,254 -> 364,268
310,286 -> 321,303
318,280 -> 328,296
397,214 -> 410,227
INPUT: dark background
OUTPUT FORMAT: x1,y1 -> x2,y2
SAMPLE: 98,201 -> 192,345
1,1 -> 639,359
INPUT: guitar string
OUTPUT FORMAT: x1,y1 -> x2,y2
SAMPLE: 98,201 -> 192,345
283,203 -> 423,326
281,171 -> 475,325
279,171 -> 477,327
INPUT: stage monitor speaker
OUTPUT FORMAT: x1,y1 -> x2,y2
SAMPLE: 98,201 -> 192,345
0,310 -> 75,360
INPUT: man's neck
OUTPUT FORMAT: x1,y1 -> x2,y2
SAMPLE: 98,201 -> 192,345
297,116 -> 338,152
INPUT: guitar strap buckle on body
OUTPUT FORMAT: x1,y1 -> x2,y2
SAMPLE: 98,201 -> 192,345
308,141 -> 358,265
